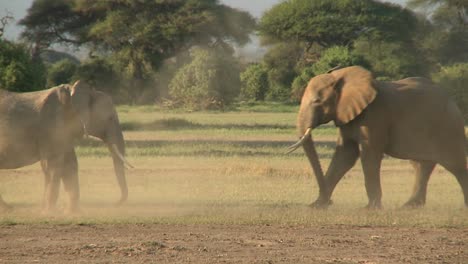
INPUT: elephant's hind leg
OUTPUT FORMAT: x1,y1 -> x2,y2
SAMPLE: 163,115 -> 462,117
403,160 -> 435,208
441,163 -> 468,207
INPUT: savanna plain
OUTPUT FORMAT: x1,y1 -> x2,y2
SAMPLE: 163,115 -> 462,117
0,103 -> 467,263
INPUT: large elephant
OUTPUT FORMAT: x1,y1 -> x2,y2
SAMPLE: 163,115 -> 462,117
0,80 -> 131,213
288,66 -> 468,209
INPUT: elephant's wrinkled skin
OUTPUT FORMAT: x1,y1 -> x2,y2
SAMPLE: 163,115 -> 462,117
291,66 -> 468,209
0,81 -> 129,213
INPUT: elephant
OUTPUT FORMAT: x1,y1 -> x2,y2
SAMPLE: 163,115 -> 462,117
288,66 -> 468,209
0,80 -> 132,213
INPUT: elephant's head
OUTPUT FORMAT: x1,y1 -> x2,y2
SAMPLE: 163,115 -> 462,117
297,66 -> 377,133
69,80 -> 131,205
288,66 -> 377,202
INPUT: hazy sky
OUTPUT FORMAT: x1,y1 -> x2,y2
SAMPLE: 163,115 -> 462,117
0,0 -> 408,41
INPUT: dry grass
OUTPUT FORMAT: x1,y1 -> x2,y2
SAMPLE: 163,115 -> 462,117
0,106 -> 467,227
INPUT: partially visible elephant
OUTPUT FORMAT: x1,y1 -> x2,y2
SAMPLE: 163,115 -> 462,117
288,66 -> 468,209
0,81 -> 131,213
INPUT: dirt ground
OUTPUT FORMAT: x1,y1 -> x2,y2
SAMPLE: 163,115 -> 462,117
0,224 -> 466,264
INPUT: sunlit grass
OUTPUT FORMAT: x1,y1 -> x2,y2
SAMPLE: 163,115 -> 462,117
0,104 -> 467,227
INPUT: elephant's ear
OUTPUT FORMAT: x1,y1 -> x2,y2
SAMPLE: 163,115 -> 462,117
331,66 -> 377,125
56,84 -> 72,107
69,80 -> 95,124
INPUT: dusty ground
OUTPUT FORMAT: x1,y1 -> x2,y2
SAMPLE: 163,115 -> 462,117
0,224 -> 466,263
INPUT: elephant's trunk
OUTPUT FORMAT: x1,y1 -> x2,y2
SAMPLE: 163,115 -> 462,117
288,105 -> 327,204
302,134 -> 327,199
106,127 -> 129,205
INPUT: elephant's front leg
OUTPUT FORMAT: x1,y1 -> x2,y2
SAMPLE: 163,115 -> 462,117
40,158 -> 63,213
360,149 -> 384,209
311,137 -> 360,208
61,150 -> 80,214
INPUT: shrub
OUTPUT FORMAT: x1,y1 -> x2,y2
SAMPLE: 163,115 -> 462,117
353,38 -> 428,80
240,63 -> 269,101
169,48 -> 241,110
46,59 -> 78,87
0,39 -> 46,92
312,46 -> 368,75
432,63 -> 468,121
290,46 -> 367,102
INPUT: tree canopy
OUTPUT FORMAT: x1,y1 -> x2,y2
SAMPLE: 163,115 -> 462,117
258,0 -> 418,48
19,0 -> 255,102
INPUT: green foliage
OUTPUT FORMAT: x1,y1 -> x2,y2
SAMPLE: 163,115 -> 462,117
0,40 -> 46,92
73,58 -> 124,101
262,43 -> 304,101
240,63 -> 269,101
168,48 -> 241,110
432,63 -> 468,121
354,38 -> 429,80
311,46 -> 368,75
290,46 -> 368,101
259,0 -> 418,47
46,59 -> 78,87
408,0 -> 468,65
20,0 -> 256,104
290,66 -> 315,102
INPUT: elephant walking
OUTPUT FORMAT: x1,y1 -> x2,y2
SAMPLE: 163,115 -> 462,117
0,81 -> 131,213
289,66 -> 468,209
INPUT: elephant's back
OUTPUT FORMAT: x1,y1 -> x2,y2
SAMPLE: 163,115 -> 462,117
377,79 -> 465,162
0,90 -> 43,168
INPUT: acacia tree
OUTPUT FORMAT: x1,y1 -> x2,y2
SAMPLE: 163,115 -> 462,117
20,0 -> 256,103
258,0 -> 417,49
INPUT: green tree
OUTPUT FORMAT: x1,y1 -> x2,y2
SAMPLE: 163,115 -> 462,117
169,48 -> 241,110
0,39 -> 46,92
353,37 -> 429,80
73,58 -> 124,101
408,0 -> 468,64
291,46 -> 368,101
240,63 -> 269,101
432,63 -> 468,121
259,0 -> 417,49
20,0 -> 256,103
46,59 -> 78,87
262,42 -> 305,101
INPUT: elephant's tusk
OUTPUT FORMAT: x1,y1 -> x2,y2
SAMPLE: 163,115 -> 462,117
111,144 -> 134,169
286,128 -> 312,154
78,117 -> 88,138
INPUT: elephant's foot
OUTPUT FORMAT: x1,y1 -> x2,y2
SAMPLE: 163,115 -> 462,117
402,198 -> 425,209
309,198 -> 333,209
364,200 -> 382,210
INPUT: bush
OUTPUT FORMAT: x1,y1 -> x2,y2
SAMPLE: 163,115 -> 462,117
312,46 -> 368,75
240,63 -> 269,101
290,66 -> 315,102
262,43 -> 304,101
432,63 -> 468,121
353,38 -> 428,80
47,59 -> 78,87
290,46 -> 367,101
73,58 -> 126,101
0,39 -> 46,92
168,48 -> 241,110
